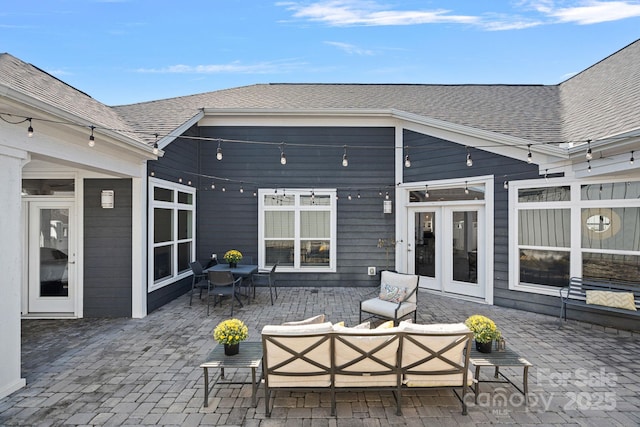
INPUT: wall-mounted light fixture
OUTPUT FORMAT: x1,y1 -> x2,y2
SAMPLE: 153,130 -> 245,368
383,200 -> 392,214
101,190 -> 114,208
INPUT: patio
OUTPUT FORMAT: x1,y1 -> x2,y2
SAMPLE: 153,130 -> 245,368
1,287 -> 639,426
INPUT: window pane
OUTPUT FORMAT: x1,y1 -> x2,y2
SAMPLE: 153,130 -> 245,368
178,210 -> 192,240
519,209 -> 570,247
265,211 -> 294,238
301,195 -> 331,206
178,191 -> 192,204
22,179 -> 74,196
301,211 -> 330,238
154,245 -> 173,281
154,208 -> 173,243
519,249 -> 569,287
582,253 -> 640,282
582,208 -> 640,251
266,240 -> 294,266
410,186 -> 484,202
581,182 -> 640,200
264,194 -> 294,206
177,242 -> 191,273
518,186 -> 570,202
154,187 -> 173,202
301,240 -> 330,266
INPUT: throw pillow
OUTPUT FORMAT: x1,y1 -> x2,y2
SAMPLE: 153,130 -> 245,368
586,291 -> 637,311
332,321 -> 370,331
379,284 -> 407,303
376,320 -> 395,329
282,314 -> 326,326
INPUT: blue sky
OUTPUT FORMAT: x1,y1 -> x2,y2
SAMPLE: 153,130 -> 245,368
2,1 -> 639,106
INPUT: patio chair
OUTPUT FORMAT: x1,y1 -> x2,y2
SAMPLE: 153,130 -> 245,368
359,270 -> 419,325
251,263 -> 278,305
207,270 -> 244,316
189,261 -> 208,306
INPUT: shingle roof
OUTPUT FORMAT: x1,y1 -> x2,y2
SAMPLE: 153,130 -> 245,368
0,53 -> 143,143
114,83 -> 563,144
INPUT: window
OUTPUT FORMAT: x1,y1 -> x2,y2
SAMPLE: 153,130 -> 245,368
511,179 -> 640,295
259,189 -> 336,272
149,178 -> 195,292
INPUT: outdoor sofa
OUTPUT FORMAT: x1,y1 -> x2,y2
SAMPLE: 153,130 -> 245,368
261,318 -> 474,416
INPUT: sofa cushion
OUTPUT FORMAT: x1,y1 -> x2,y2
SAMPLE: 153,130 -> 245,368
282,314 -> 326,325
263,322 -> 333,335
399,322 -> 469,333
404,370 -> 475,387
333,321 -> 370,331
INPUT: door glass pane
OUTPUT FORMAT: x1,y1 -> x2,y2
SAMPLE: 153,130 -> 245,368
452,211 -> 477,283
23,179 -> 74,196
39,209 -> 69,297
415,212 -> 435,278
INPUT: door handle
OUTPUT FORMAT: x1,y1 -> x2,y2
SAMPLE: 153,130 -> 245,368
68,261 -> 76,264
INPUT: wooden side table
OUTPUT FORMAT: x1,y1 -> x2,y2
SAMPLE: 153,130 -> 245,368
200,341 -> 263,407
469,346 -> 533,404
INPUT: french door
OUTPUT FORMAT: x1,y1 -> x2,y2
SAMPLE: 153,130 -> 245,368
27,201 -> 76,314
408,205 -> 485,299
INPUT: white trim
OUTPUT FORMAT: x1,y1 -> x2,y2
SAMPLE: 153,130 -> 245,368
509,176 -> 640,297
147,177 -> 197,293
131,174 -> 147,318
258,188 -> 337,273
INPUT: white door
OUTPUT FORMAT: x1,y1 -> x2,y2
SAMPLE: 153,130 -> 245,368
27,201 -> 76,313
408,205 -> 485,300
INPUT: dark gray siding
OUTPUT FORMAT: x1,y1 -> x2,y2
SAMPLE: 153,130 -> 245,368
197,126 -> 396,288
83,179 -> 132,317
147,127 -> 200,312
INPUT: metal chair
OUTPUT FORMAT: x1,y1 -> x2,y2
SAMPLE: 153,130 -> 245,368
207,270 -> 243,316
188,261 -> 208,306
251,263 -> 278,305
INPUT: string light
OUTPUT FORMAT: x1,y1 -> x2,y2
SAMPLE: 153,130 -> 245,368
425,185 -> 429,198
586,139 -> 593,160
216,140 -> 223,161
503,181 -> 509,189
527,144 -> 532,163
630,151 -> 635,165
153,134 -> 159,155
239,183 -> 244,193
404,146 -> 411,168
88,126 -> 95,147
587,160 -> 592,173
280,143 -> 287,165
211,182 -> 215,190
464,181 -> 469,194
544,169 -> 548,181
348,193 -> 352,200
466,148 -> 473,167
342,145 -> 348,167
385,191 -> 390,200
27,118 -> 33,137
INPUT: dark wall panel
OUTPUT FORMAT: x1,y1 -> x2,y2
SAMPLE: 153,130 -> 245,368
197,126 -> 396,288
84,179 -> 132,317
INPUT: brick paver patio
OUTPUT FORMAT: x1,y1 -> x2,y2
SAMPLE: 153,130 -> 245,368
1,287 -> 639,426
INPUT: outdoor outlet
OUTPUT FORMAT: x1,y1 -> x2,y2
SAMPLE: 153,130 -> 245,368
367,266 -> 376,276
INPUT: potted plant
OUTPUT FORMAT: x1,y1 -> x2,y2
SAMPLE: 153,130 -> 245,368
223,249 -> 243,268
213,318 -> 249,355
464,314 -> 501,353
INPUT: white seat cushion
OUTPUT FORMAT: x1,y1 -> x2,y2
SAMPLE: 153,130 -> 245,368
361,297 -> 417,319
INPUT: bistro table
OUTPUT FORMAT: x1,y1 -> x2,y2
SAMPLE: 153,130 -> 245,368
200,341 -> 263,407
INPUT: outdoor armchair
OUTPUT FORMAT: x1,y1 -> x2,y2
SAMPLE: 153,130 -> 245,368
207,270 -> 244,316
360,271 -> 419,325
251,263 -> 278,305
188,261 -> 208,306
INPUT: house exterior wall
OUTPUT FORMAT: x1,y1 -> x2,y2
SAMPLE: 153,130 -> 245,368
197,125 -> 396,287
83,179 -> 133,317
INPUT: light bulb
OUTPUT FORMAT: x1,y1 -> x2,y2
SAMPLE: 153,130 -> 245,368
342,153 -> 348,167
280,152 -> 287,165
216,146 -> 223,161
466,153 -> 473,167
27,119 -> 33,137
404,155 -> 411,168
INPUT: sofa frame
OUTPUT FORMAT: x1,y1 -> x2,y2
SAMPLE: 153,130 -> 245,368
261,325 -> 474,417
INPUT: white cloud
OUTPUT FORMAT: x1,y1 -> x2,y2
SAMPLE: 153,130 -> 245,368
546,1 -> 640,24
278,1 -> 479,26
325,41 -> 374,55
278,0 -> 640,29
135,60 -> 307,74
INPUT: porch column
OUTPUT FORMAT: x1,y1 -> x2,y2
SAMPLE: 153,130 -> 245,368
0,147 -> 28,399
